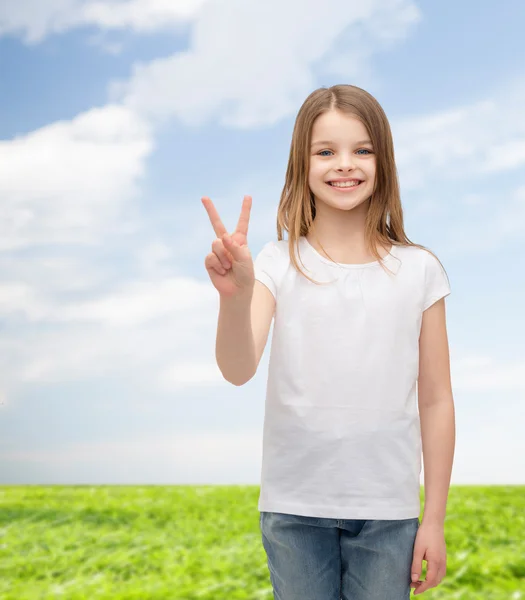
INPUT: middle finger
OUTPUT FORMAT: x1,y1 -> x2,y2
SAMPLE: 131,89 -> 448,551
234,195 -> 252,237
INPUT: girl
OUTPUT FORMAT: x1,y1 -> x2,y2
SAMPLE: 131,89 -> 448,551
202,84 -> 453,599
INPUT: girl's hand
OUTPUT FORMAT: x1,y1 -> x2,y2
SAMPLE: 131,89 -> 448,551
202,195 -> 255,298
410,522 -> 447,595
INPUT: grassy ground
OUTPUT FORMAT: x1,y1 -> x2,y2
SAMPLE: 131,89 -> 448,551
0,485 -> 523,599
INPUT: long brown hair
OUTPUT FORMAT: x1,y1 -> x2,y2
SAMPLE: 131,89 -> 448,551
276,84 -> 448,285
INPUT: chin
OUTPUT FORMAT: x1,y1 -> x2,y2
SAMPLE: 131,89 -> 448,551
316,186 -> 370,205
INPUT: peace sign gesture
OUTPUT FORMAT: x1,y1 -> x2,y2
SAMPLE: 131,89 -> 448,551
202,195 -> 255,298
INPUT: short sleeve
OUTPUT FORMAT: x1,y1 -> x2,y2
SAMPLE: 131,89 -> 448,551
422,250 -> 451,311
253,241 -> 282,300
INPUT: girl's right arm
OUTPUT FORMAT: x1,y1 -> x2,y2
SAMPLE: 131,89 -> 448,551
202,195 -> 275,386
216,281 -> 275,385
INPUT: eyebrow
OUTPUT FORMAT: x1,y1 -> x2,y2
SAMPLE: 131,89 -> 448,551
311,139 -> 373,147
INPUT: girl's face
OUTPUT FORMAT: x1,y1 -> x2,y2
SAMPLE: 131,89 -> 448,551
308,110 -> 376,212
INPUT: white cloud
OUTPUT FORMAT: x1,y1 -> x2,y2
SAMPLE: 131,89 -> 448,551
452,355 -> 525,393
0,0 -> 207,43
0,279 -> 220,392
93,0 -> 525,215
78,0 -> 207,31
158,361 -> 227,390
0,276 -> 212,324
57,277 -> 212,325
0,104 -> 153,250
0,430 -> 263,484
111,0 -> 421,126
392,82 -> 525,190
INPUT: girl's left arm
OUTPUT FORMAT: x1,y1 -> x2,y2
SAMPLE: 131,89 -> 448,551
417,297 -> 456,527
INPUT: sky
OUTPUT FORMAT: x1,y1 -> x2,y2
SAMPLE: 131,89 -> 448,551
0,0 -> 524,487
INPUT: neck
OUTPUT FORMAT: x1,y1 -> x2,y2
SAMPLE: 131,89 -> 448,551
305,200 -> 391,263
309,198 -> 369,250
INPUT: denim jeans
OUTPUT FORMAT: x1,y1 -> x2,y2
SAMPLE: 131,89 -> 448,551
260,511 -> 420,600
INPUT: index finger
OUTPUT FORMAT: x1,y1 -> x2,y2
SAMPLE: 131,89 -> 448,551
201,197 -> 228,238
234,195 -> 252,237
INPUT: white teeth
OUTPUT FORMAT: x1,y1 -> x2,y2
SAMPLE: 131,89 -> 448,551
329,181 -> 360,187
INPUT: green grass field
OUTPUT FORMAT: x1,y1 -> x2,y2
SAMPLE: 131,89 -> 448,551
0,485 -> 523,599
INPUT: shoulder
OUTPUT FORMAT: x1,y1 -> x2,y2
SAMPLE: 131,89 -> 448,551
255,239 -> 289,261
397,243 -> 450,287
394,243 -> 442,268
393,244 -> 450,308
253,239 -> 290,295
268,238 -> 289,253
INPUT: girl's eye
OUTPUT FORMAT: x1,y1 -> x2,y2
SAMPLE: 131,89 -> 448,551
317,149 -> 373,156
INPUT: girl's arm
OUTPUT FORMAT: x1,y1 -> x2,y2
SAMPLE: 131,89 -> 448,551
216,281 -> 275,386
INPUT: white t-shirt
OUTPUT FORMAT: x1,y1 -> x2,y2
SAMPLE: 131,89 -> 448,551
253,236 -> 451,520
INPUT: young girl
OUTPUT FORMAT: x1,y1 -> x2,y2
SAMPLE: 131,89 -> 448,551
202,84 -> 453,600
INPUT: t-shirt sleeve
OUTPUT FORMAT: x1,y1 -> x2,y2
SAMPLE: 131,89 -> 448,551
253,241 -> 282,300
422,250 -> 451,311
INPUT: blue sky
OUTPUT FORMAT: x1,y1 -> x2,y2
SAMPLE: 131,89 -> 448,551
0,0 -> 524,486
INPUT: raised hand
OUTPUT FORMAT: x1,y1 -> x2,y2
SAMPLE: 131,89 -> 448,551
202,195 -> 255,298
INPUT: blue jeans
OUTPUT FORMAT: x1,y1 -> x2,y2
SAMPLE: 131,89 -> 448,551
260,511 -> 420,600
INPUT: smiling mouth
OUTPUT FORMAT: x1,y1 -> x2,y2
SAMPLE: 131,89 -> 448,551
326,181 -> 364,188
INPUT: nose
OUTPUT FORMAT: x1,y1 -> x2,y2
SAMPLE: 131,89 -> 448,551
335,152 -> 358,171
